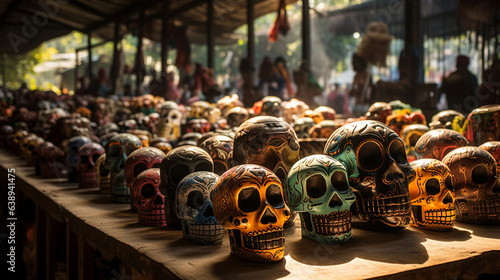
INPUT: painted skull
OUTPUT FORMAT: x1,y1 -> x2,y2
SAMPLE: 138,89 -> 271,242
415,129 -> 470,161
233,116 -> 300,184
176,172 -> 224,244
285,155 -> 355,244
186,118 -> 211,134
39,144 -> 65,179
293,117 -> 315,139
134,168 -> 166,226
408,159 -> 455,231
464,104 -> 500,146
479,141 -> 500,175
33,141 -> 51,175
401,124 -> 430,162
386,112 -> 426,136
442,147 -> 500,224
106,133 -> 143,203
302,109 -> 325,124
77,143 -> 105,188
12,130 -> 28,154
313,106 -> 336,120
156,101 -> 182,141
95,154 -> 110,193
25,136 -> 44,166
225,107 -> 249,128
0,125 -> 13,148
160,146 -> 214,229
261,96 -> 283,117
125,147 -> 164,211
365,102 -> 392,124
66,136 -> 93,182
429,110 -> 466,131
199,135 -> 233,175
324,120 -> 415,231
282,98 -> 309,124
212,165 -> 290,262
20,134 -> 36,162
309,120 -> 342,139
189,101 -> 210,119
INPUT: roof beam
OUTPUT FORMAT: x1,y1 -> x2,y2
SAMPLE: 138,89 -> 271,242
152,0 -> 207,19
67,1 -> 107,19
16,8 -> 86,33
0,0 -> 23,25
86,0 -> 159,32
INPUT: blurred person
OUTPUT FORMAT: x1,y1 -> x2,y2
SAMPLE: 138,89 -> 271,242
275,56 -> 295,100
258,56 -> 280,98
440,55 -> 478,115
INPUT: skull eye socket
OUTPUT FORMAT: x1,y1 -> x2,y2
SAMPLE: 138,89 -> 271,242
409,134 -> 420,146
306,174 -> 327,199
80,155 -> 89,164
187,190 -> 205,209
133,163 -> 148,178
389,140 -> 408,165
141,184 -> 155,198
425,178 -> 440,195
153,163 -> 161,168
92,154 -> 100,163
195,162 -> 212,172
445,176 -> 454,191
331,171 -> 349,192
266,184 -> 284,208
109,145 -> 121,158
171,164 -> 190,186
472,165 -> 489,184
238,187 -> 260,212
357,141 -> 384,171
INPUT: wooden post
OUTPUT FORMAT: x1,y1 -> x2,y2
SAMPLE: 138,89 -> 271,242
302,0 -> 311,67
78,235 -> 94,280
67,227 -> 78,280
74,50 -> 79,92
207,0 -> 215,69
111,20 -> 120,95
135,8 -> 145,94
247,0 -> 255,67
87,33 -> 93,87
404,0 -> 423,83
161,0 -> 170,76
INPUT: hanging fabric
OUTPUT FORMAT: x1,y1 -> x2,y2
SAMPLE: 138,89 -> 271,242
268,0 -> 290,42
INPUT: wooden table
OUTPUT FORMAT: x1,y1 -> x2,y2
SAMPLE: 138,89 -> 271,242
1,150 -> 500,280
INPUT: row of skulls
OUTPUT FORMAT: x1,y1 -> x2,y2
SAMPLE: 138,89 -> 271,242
2,90 -> 500,263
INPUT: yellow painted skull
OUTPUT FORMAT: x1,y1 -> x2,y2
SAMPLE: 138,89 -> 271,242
212,165 -> 290,262
409,159 -> 455,231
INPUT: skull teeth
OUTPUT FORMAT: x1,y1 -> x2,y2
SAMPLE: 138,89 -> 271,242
312,210 -> 351,236
471,197 -> 500,215
423,208 -> 456,225
242,230 -> 284,250
363,194 -> 411,216
139,207 -> 166,224
188,223 -> 224,237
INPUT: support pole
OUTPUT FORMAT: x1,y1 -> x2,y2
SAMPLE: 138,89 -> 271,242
302,0 -> 311,67
404,0 -> 423,84
207,0 -> 215,69
74,50 -> 79,92
111,20 -> 120,95
247,0 -> 255,67
135,8 -> 145,94
87,33 -> 93,87
161,0 -> 170,75
1,54 -> 6,88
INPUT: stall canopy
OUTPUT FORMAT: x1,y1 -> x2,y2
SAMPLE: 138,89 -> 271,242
0,0 -> 297,54
325,0 -> 500,39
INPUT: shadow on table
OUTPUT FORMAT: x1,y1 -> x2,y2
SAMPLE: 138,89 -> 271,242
289,227 -> 429,266
456,222 -> 500,239
411,226 -> 472,242
210,254 -> 290,280
165,237 -> 224,258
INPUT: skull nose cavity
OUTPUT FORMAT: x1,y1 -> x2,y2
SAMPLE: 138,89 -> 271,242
153,194 -> 163,205
384,161 -> 405,183
492,180 -> 500,194
204,204 -> 214,217
442,192 -> 453,204
260,208 -> 277,224
328,193 -> 343,208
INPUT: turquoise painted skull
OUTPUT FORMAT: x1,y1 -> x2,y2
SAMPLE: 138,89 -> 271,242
285,155 -> 355,244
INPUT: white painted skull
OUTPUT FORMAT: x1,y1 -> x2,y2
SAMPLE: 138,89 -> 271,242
176,172 -> 223,244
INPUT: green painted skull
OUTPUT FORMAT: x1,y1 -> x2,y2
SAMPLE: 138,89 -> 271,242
285,155 -> 355,244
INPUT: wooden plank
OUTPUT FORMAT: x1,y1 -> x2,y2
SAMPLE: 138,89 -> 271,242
77,235 -> 94,280
36,206 -> 47,280
1,150 -> 500,280
67,227 -> 78,280
207,0 -> 214,69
